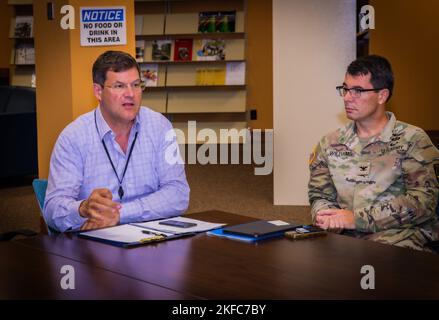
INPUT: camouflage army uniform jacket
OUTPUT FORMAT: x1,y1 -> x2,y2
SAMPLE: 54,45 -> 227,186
308,112 -> 439,238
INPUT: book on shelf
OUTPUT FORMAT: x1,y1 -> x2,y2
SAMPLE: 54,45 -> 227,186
198,11 -> 236,33
196,67 -> 226,86
12,16 -> 33,38
195,39 -> 225,61
152,40 -> 172,61
140,63 -> 158,87
14,43 -> 35,65
135,40 -> 145,62
225,62 -> 245,85
173,39 -> 193,62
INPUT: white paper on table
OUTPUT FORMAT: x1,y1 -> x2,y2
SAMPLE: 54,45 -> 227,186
80,224 -> 157,244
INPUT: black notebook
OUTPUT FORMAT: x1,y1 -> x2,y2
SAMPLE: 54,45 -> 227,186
222,220 -> 300,238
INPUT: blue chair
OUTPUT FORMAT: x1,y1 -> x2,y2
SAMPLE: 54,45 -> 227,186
32,179 -> 57,235
32,179 -> 47,212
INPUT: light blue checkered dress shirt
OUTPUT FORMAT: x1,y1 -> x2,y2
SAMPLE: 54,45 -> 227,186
44,106 -> 190,232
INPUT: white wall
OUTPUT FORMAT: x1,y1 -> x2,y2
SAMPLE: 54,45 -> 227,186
273,0 -> 356,205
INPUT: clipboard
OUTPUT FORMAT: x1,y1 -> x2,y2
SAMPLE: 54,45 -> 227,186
77,224 -> 195,248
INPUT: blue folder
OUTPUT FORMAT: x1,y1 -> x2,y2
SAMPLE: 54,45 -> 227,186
207,228 -> 286,243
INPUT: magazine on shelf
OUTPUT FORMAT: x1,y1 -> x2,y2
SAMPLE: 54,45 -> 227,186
13,16 -> 33,38
135,40 -> 145,62
14,43 -> 34,65
195,39 -> 225,61
173,39 -> 193,62
198,11 -> 235,33
152,40 -> 172,61
196,68 -> 226,85
225,62 -> 245,85
140,63 -> 158,87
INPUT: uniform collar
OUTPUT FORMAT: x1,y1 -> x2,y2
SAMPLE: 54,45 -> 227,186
341,111 -> 396,150
374,111 -> 396,143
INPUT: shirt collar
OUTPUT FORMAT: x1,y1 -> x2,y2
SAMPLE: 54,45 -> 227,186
95,105 -> 141,140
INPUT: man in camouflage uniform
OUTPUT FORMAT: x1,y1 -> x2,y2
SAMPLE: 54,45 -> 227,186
308,55 -> 439,252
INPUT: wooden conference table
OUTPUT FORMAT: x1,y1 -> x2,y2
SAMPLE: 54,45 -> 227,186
2,210 -> 439,299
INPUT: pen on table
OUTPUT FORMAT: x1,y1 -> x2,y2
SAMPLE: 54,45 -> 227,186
142,229 -> 165,236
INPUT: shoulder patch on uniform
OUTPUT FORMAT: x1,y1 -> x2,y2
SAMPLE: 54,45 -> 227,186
309,145 -> 317,165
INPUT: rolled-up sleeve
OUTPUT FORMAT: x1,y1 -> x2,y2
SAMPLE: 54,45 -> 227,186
308,140 -> 340,222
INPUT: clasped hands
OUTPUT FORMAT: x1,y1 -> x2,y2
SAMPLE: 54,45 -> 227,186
79,188 -> 121,231
315,209 -> 356,233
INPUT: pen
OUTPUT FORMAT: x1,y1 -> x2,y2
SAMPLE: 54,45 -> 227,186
142,229 -> 165,237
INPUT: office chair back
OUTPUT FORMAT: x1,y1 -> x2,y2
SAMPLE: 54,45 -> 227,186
32,179 -> 56,235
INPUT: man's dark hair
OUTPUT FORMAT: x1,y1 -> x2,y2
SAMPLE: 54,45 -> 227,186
92,51 -> 140,86
347,55 -> 394,102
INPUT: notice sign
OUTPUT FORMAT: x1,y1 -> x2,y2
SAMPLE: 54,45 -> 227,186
80,7 -> 126,46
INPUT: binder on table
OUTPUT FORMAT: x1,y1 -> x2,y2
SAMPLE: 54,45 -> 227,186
77,224 -> 195,248
207,228 -> 286,242
77,216 -> 225,248
222,220 -> 300,238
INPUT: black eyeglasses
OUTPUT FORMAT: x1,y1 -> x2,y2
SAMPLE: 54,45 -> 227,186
336,86 -> 385,98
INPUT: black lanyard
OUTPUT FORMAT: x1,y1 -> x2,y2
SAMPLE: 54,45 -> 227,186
94,110 -> 138,200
